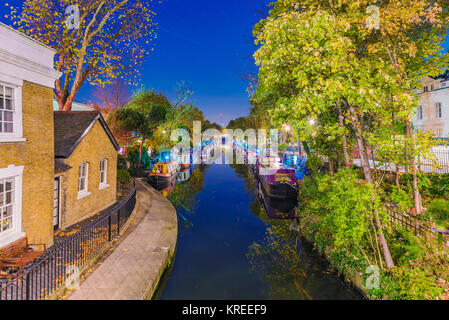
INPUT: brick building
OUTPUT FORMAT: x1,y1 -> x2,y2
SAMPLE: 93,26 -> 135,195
0,23 -> 119,251
0,23 -> 61,247
54,112 -> 119,229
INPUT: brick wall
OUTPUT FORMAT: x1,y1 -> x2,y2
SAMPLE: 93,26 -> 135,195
0,81 -> 55,246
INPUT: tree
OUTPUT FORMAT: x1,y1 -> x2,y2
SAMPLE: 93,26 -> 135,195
127,89 -> 170,163
108,108 -> 148,157
253,0 -> 449,270
90,80 -> 131,118
7,0 -> 158,111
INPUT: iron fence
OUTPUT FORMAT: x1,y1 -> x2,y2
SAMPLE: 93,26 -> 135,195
0,181 -> 137,300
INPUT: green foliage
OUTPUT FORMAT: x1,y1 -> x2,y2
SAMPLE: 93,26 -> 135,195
299,168 -> 389,270
420,173 -> 449,198
375,266 -> 443,300
117,169 -> 131,185
117,156 -> 127,170
428,199 -> 449,222
389,228 -> 423,265
109,108 -> 148,137
389,185 -> 414,212
278,143 -> 288,152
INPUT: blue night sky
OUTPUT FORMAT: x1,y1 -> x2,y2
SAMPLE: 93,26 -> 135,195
0,0 -> 271,126
1,1 -> 447,125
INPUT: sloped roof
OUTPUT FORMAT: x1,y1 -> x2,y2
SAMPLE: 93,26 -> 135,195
54,112 -> 119,159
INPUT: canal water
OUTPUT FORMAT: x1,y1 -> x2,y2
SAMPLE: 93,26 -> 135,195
154,158 -> 362,300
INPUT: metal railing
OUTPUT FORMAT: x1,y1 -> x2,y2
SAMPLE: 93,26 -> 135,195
0,181 -> 137,300
352,147 -> 449,174
418,147 -> 449,174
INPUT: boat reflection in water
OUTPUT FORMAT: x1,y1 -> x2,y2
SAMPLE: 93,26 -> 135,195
148,160 -> 180,191
257,181 -> 299,220
178,164 -> 198,183
178,168 -> 191,183
159,177 -> 177,198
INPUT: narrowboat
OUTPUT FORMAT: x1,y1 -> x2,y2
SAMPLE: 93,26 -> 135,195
148,160 -> 180,190
257,156 -> 298,199
258,182 -> 298,220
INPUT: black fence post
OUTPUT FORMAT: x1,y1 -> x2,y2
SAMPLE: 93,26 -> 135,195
108,215 -> 112,242
25,273 -> 30,300
117,209 -> 121,236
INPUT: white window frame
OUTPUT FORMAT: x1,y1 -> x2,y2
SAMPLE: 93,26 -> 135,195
77,163 -> 91,200
0,78 -> 25,143
99,159 -> 109,190
436,103 -> 442,119
0,165 -> 25,247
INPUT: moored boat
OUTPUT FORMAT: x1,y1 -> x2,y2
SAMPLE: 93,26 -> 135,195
257,156 -> 298,199
148,160 -> 180,190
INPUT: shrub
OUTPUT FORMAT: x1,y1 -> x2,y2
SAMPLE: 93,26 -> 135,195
375,266 -> 443,300
427,199 -> 449,222
117,169 -> 132,185
118,155 -> 127,170
390,185 -> 414,212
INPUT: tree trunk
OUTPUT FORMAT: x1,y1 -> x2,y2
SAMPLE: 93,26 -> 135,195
405,120 -> 423,214
328,158 -> 334,176
337,106 -> 350,164
347,103 -> 395,270
138,138 -> 145,166
123,136 -> 128,157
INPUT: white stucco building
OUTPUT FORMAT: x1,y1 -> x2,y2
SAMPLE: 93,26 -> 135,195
413,71 -> 449,138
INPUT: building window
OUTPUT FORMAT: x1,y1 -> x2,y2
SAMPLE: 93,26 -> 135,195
0,81 -> 24,143
423,86 -> 429,93
418,105 -> 423,120
0,178 -> 14,234
436,103 -> 442,119
0,166 -> 24,247
0,84 -> 14,134
77,163 -> 90,199
431,84 -> 434,91
99,159 -> 109,190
